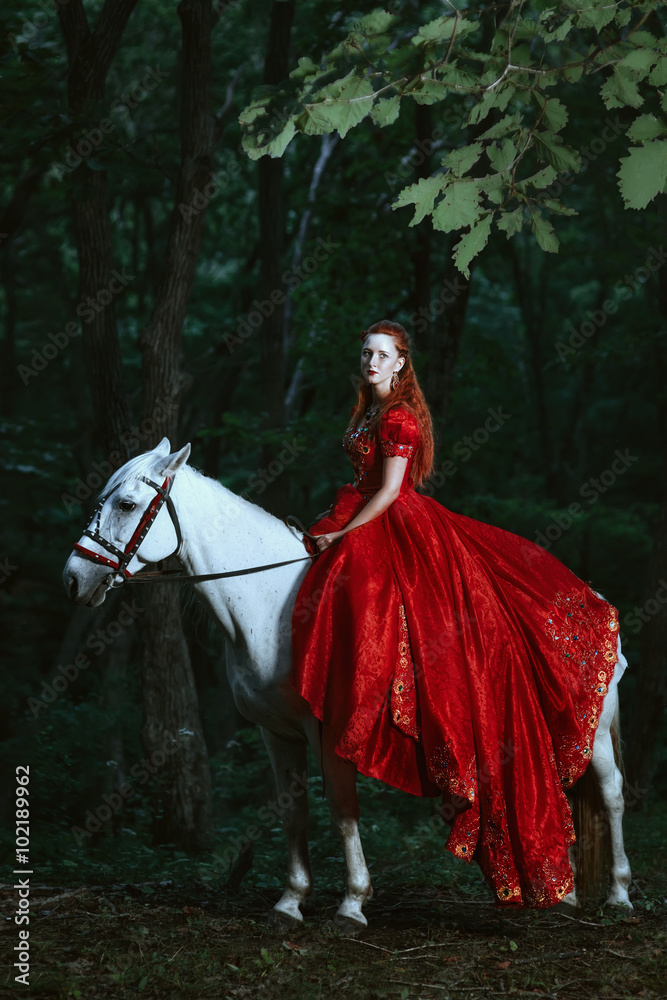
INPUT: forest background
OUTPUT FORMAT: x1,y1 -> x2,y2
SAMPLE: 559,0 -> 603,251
1,0 -> 666,921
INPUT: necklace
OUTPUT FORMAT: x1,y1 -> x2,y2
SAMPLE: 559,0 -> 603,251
365,402 -> 381,422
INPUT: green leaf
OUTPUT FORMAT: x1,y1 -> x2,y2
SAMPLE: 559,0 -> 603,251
496,206 -> 525,238
305,75 -> 375,138
562,61 -> 583,84
509,940 -> 519,952
533,131 -> 582,173
442,142 -> 483,177
432,181 -> 482,232
289,57 -> 318,82
542,198 -> 578,216
530,210 -> 559,253
574,2 -> 616,30
478,112 -> 522,140
517,164 -> 558,190
371,95 -> 401,127
409,78 -> 450,106
412,14 -> 459,45
649,55 -> 667,87
600,65 -> 644,110
487,137 -> 516,172
452,213 -> 493,278
618,48 -> 657,81
393,176 -> 443,226
467,85 -> 516,126
412,15 -> 478,46
546,16 -> 573,43
627,114 -> 667,143
617,140 -> 667,209
356,9 -> 396,35
535,96 -> 569,132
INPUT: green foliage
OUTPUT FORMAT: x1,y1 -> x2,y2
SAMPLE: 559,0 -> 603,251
241,3 -> 666,273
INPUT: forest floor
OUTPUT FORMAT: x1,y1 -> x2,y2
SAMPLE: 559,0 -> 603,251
1,876 -> 666,1000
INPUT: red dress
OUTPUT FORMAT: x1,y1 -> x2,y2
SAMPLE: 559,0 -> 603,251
291,404 -> 620,907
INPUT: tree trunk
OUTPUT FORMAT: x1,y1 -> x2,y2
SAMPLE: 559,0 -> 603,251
624,243 -> 667,806
412,104 -> 433,344
1,244 -> 17,417
57,0 -> 138,459
137,0 -> 217,851
425,249 -> 473,429
257,0 -> 296,517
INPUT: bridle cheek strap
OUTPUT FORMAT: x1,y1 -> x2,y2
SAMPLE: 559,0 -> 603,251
71,475 -> 181,581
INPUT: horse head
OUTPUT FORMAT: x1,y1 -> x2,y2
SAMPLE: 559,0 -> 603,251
63,437 -> 190,607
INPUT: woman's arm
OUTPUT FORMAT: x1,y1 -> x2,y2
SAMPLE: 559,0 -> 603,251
314,454 -> 408,552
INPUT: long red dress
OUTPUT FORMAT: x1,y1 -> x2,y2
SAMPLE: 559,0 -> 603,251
291,404 -> 620,907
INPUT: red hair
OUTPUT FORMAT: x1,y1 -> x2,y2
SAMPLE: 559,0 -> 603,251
348,319 -> 434,486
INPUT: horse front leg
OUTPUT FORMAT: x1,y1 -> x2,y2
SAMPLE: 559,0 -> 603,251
318,722 -> 373,932
260,727 -> 313,924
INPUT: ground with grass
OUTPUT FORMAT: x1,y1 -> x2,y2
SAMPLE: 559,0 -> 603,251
2,738 -> 665,998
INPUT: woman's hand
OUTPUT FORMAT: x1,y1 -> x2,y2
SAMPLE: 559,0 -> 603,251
314,530 -> 345,553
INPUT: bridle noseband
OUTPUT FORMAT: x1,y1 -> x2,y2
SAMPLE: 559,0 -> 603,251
72,475 -> 182,587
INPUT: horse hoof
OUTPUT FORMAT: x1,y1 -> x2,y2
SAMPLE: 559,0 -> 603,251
333,912 -> 368,937
267,908 -> 303,932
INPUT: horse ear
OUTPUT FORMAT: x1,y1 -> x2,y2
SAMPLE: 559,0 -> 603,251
158,443 -> 191,477
155,437 -> 171,456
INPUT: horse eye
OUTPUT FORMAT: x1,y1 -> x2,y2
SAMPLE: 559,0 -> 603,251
119,500 -> 136,512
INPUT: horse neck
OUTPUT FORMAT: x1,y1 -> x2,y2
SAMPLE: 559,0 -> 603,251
172,466 -> 308,655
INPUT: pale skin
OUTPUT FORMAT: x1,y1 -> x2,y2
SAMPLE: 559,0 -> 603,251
314,332 -> 409,553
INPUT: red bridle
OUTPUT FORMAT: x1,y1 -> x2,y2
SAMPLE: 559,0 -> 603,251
71,475 -> 182,584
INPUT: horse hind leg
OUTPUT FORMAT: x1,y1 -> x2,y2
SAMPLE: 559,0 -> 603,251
590,653 -> 632,908
260,727 -> 313,925
316,722 -> 373,933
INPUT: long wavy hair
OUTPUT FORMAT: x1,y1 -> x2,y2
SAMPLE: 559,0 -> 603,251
348,319 -> 434,486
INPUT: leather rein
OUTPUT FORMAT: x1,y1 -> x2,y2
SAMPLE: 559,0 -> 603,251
71,475 -> 316,588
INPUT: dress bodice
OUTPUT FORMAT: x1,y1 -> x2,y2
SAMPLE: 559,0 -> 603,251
343,405 -> 420,496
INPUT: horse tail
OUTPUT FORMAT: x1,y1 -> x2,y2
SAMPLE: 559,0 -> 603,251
570,706 -> 620,907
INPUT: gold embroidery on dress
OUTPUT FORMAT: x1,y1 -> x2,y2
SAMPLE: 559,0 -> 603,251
390,604 -> 421,741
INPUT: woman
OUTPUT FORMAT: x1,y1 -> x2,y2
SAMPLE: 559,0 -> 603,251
291,319 -> 620,907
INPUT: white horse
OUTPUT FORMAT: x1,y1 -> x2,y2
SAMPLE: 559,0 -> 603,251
62,438 -> 632,928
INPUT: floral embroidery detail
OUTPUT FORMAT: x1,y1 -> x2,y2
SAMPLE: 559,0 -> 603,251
391,604 -> 420,741
380,439 -> 415,458
544,588 -> 619,785
342,407 -> 417,491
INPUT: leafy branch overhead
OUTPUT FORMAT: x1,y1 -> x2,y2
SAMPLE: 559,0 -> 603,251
240,2 -> 667,276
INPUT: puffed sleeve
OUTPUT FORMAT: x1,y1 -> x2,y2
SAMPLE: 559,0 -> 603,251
379,406 -> 420,458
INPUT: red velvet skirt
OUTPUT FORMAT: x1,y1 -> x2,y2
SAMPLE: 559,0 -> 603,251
291,484 -> 620,907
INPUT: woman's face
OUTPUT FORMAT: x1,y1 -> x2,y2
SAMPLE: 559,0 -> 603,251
361,333 -> 404,394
